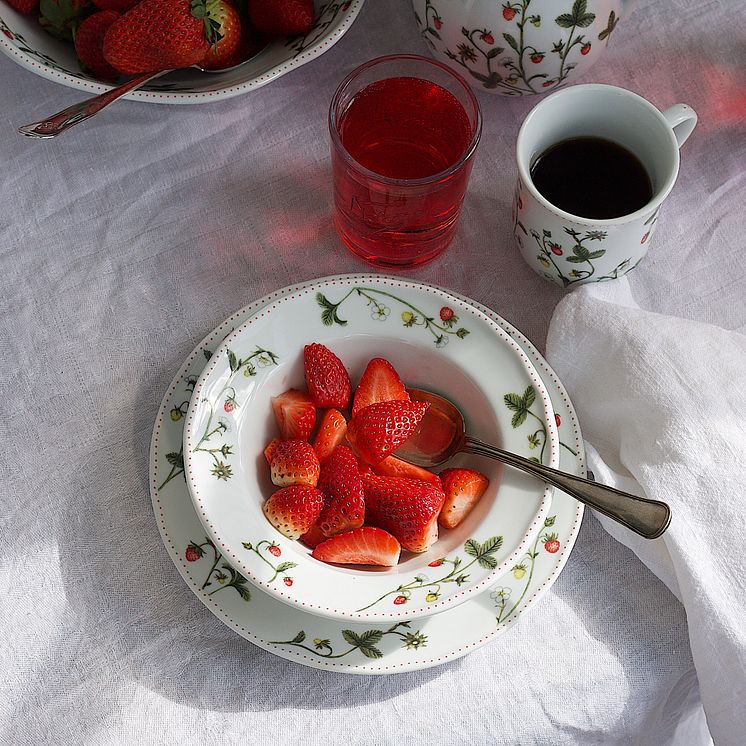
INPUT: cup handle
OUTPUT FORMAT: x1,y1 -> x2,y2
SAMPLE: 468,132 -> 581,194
662,104 -> 698,148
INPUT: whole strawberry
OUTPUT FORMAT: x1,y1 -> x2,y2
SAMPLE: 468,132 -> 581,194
263,485 -> 324,540
248,0 -> 314,36
347,400 -> 429,465
75,10 -> 121,80
199,0 -> 241,70
5,0 -> 39,15
303,343 -> 351,410
39,0 -> 89,42
103,0 -> 222,74
270,439 -> 320,488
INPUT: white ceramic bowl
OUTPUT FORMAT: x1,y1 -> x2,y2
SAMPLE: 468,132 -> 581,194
183,275 -> 560,622
0,0 -> 364,103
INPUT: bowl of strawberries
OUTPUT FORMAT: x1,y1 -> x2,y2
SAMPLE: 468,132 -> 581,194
0,0 -> 364,101
183,276 -> 560,621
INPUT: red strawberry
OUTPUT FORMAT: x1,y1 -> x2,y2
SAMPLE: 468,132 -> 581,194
352,358 -> 409,417
272,389 -> 316,440
283,577 -> 293,586
502,5 -> 516,21
393,595 -> 407,605
530,53 -> 544,63
373,456 -> 442,489
317,445 -> 365,536
312,527 -> 400,567
268,543 -> 281,557
428,558 -> 443,567
361,473 -> 445,553
433,16 -> 441,30
199,0 -> 241,70
5,0 -> 38,14
264,438 -> 281,464
311,409 -> 348,463
223,400 -> 234,412
74,10 -> 121,80
544,533 -> 560,553
39,0 -> 88,41
263,485 -> 324,540
542,80 -> 554,87
550,243 -> 563,256
480,31 -> 494,45
248,0 -> 313,36
581,42 -> 591,55
91,0 -> 138,12
554,413 -> 561,428
348,400 -> 429,465
438,468 -> 490,529
641,231 -> 650,244
439,306 -> 454,322
299,522 -> 326,549
185,543 -> 203,561
270,439 -> 320,487
103,0 -> 221,75
303,343 -> 351,409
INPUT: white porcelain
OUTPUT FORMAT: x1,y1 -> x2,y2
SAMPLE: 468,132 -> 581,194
149,276 -> 585,673
0,0 -> 364,103
183,276 -> 559,622
513,83 -> 697,288
412,0 -> 634,96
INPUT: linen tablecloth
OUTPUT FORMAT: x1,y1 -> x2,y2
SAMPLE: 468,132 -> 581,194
1,0 -> 744,743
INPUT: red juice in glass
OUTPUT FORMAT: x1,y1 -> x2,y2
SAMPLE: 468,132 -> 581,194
329,55 -> 482,267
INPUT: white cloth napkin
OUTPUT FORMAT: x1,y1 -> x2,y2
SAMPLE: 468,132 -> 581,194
546,280 -> 746,746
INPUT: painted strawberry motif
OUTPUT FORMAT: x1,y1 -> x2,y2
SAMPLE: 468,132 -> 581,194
284,577 -> 293,587
512,563 -> 527,580
481,31 -> 494,45
433,16 -> 442,30
581,42 -> 591,55
439,306 -> 454,322
641,231 -> 650,244
185,543 -> 203,562
542,80 -> 554,88
425,592 -> 439,603
170,408 -> 182,421
517,196 -> 523,210
555,413 -> 561,428
224,400 -> 234,413
393,595 -> 407,605
550,243 -> 563,256
502,4 -> 516,21
428,559 -> 444,567
543,533 -> 560,553
268,543 -> 281,557
530,53 -> 544,63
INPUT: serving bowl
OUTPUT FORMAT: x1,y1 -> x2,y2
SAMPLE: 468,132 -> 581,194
183,275 -> 560,622
0,0 -> 364,103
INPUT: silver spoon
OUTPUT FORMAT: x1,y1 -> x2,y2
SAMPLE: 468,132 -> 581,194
396,389 -> 671,540
18,60 -> 246,139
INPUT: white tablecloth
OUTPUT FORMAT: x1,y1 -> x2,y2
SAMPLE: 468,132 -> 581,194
1,0 -> 743,743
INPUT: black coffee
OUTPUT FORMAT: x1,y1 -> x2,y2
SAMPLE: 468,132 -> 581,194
530,137 -> 653,220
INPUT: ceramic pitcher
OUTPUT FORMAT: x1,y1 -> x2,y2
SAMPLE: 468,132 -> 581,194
412,0 -> 636,96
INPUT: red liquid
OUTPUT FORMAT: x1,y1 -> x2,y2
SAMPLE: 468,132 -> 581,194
332,76 -> 475,267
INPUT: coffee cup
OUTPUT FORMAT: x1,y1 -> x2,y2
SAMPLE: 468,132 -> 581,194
513,84 -> 697,288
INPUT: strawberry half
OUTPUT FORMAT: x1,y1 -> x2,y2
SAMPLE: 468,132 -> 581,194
311,408 -> 348,463
362,473 -> 445,553
347,400 -> 429,465
74,10 -> 121,80
272,389 -> 316,441
303,343 -> 351,410
373,455 -> 442,489
248,0 -> 314,36
263,485 -> 324,540
352,358 -> 409,418
438,468 -> 490,529
264,438 -> 281,464
312,527 -> 401,567
103,0 -> 222,74
270,439 -> 320,487
299,522 -> 326,549
317,445 -> 365,536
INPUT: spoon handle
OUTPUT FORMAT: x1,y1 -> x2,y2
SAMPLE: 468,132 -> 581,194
18,71 -> 166,139
464,436 -> 671,540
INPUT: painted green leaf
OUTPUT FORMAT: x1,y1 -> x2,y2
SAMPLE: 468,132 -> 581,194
565,256 -> 585,263
203,349 -> 213,361
456,328 -> 470,339
503,32 -> 519,52
234,585 -> 251,602
504,393 -> 523,411
555,13 -> 575,28
479,536 -> 504,556
587,250 -> 606,259
426,27 -> 441,40
316,292 -> 347,327
275,561 -> 297,573
487,47 -> 505,59
228,350 -> 238,372
477,554 -> 498,569
512,410 -> 528,428
291,631 -> 306,644
523,385 -> 536,408
573,244 -> 591,260
166,451 -> 183,468
464,538 -> 481,558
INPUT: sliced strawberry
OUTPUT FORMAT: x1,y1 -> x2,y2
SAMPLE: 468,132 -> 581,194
312,527 -> 400,567
263,485 -> 324,540
303,343 -> 351,409
270,439 -> 320,487
272,389 -> 316,440
373,456 -> 442,489
317,445 -> 365,536
299,522 -> 326,549
264,438 -> 281,464
438,468 -> 490,529
352,358 -> 409,418
248,0 -> 313,36
362,473 -> 445,553
347,400 -> 429,465
311,409 -> 347,462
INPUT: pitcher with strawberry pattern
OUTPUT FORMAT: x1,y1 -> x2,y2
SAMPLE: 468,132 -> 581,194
411,0 -> 636,95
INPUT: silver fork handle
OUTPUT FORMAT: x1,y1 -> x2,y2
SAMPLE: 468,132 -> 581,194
18,71 -> 167,139
465,435 -> 671,539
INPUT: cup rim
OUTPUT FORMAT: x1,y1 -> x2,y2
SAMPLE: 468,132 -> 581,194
516,84 -> 681,226
328,54 -> 483,187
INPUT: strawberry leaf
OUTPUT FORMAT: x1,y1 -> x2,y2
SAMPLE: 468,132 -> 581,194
503,393 -> 523,412
166,451 -> 183,468
275,561 -> 297,573
228,350 -> 238,371
503,32 -> 519,52
522,385 -> 536,409
234,585 -> 251,601
291,631 -> 306,644
512,410 -> 528,428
